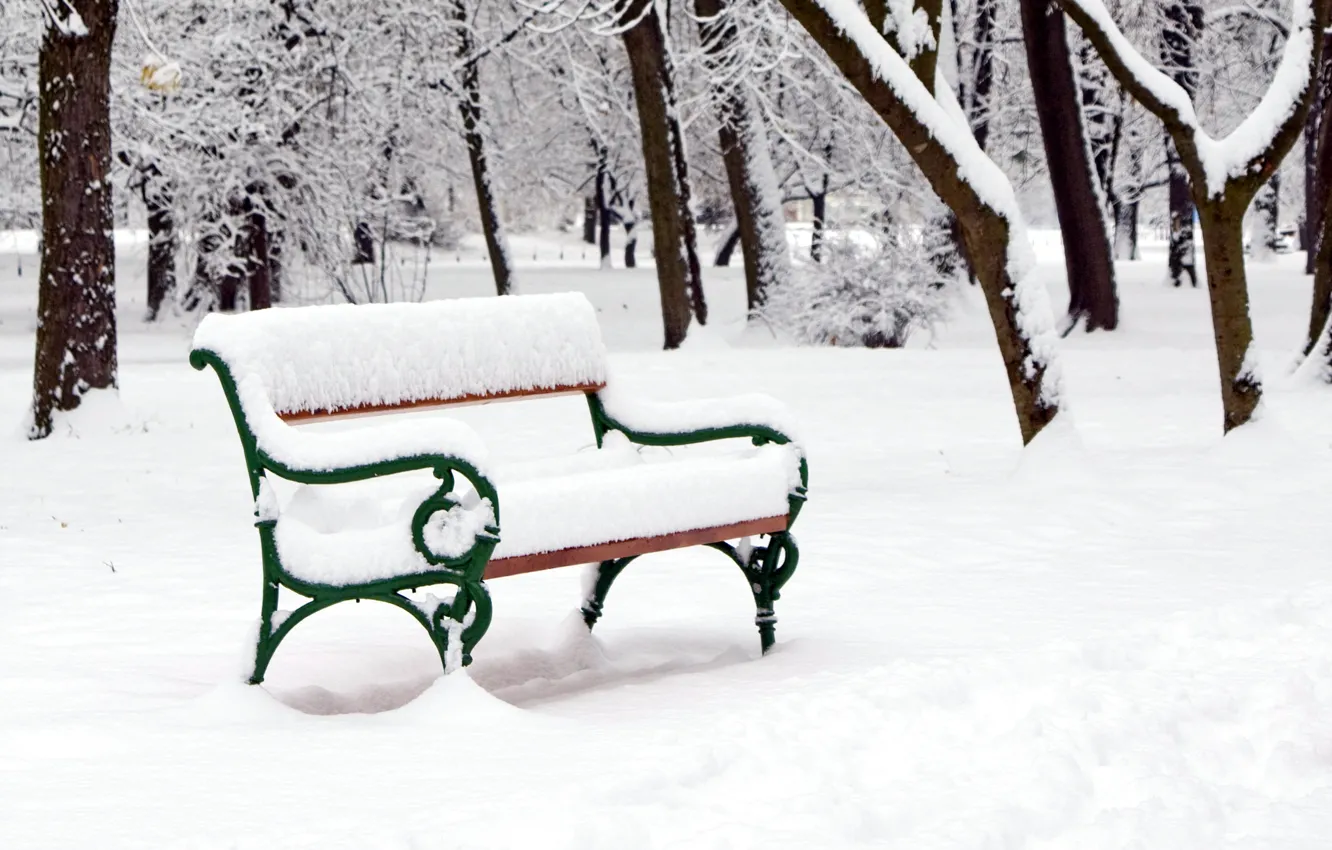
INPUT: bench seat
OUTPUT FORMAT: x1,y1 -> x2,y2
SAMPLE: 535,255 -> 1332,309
272,438 -> 799,588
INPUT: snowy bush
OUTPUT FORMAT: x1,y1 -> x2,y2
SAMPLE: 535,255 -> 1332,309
759,226 -> 951,349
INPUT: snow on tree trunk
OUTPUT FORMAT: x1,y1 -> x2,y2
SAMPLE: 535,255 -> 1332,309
1160,0 -> 1202,289
1165,141 -> 1199,287
30,0 -> 118,439
144,176 -> 177,321
1020,0 -> 1118,332
594,146 -> 612,268
779,0 -> 1062,445
696,0 -> 791,312
1113,197 -> 1140,260
619,0 -> 701,348
1059,0 -> 1331,431
1251,174 -> 1280,263
455,0 -> 512,297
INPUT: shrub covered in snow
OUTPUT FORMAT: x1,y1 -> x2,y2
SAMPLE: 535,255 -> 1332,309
759,225 -> 951,348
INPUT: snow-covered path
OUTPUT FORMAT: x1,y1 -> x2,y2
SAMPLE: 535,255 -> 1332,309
3,235 -> 1332,847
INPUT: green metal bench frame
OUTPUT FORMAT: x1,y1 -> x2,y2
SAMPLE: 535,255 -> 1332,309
191,349 -> 808,685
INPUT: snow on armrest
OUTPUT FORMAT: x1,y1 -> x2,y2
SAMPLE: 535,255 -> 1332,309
239,378 -> 490,476
596,384 -> 803,449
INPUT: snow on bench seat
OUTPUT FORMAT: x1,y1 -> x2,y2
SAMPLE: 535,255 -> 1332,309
272,437 -> 800,588
191,292 -> 608,421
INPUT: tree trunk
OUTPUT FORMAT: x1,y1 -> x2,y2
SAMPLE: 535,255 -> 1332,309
1251,174 -> 1280,262
810,185 -> 827,262
696,0 -> 790,311
1306,34 -> 1332,274
1021,0 -> 1118,331
968,0 -> 998,152
1197,200 -> 1261,430
583,195 -> 597,245
247,206 -> 273,311
144,179 -> 177,321
1304,59 -> 1332,358
1113,197 -> 1139,260
780,0 -> 1059,444
30,0 -> 119,438
594,147 -> 612,268
623,208 -> 638,268
620,0 -> 699,348
714,227 -> 740,266
1166,140 -> 1199,287
455,0 -> 512,296
1161,1 -> 1201,288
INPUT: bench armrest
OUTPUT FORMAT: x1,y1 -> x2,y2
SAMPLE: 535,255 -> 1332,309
233,374 -> 492,485
590,386 -> 803,451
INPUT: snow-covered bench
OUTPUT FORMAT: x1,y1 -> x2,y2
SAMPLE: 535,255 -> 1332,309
190,293 -> 808,684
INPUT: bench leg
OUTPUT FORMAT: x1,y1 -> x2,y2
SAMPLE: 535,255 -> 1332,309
581,557 -> 636,630
709,532 -> 800,654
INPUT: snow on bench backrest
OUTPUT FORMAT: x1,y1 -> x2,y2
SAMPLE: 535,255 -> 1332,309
192,293 -> 608,421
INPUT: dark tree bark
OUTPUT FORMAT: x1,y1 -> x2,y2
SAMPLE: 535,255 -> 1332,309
1161,1 -> 1202,288
30,0 -> 120,438
143,177 -> 177,321
620,0 -> 705,348
583,195 -> 597,245
352,221 -> 374,265
593,144 -> 612,267
1304,44 -> 1332,359
455,0 -> 512,296
968,0 -> 999,152
246,204 -> 273,311
810,180 -> 828,262
714,227 -> 741,266
696,0 -> 789,310
1305,32 -> 1332,275
1021,0 -> 1118,331
781,0 -> 1059,444
1165,140 -> 1198,286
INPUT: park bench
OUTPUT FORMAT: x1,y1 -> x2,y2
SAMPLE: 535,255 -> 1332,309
190,292 -> 808,684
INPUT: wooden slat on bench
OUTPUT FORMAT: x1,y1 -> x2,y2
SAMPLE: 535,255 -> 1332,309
277,382 -> 606,423
484,516 -> 788,579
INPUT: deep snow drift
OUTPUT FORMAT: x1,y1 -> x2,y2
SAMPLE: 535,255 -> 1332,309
3,230 -> 1332,848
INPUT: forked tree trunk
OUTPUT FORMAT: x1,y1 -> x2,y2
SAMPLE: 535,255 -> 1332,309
1059,0 -> 1330,431
30,0 -> 119,438
1020,0 -> 1118,331
620,0 -> 701,348
780,0 -> 1059,444
455,0 -> 512,296
696,0 -> 790,311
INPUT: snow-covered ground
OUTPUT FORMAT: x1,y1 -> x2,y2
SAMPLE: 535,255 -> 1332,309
4,230 -> 1332,848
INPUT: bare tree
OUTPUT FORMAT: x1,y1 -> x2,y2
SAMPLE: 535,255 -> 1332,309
1060,0 -> 1331,431
615,0 -> 707,348
777,0 -> 1062,444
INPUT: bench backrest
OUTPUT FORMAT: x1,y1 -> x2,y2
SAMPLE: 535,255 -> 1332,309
191,293 -> 608,421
